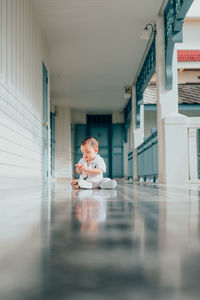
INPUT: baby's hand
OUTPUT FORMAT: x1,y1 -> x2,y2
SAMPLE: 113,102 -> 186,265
82,166 -> 88,174
75,163 -> 84,174
75,163 -> 82,169
75,163 -> 85,172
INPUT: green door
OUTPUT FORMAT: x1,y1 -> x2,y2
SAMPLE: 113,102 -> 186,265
88,124 -> 111,178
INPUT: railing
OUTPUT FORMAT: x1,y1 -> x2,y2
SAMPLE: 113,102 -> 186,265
187,118 -> 200,182
128,151 -> 133,179
128,119 -> 200,182
137,129 -> 158,181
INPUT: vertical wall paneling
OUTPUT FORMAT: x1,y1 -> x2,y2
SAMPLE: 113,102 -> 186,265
7,0 -> 11,88
16,0 -> 20,95
11,0 -> 16,91
19,0 -> 23,96
0,0 -> 49,184
1,0 -> 7,83
23,0 -> 26,103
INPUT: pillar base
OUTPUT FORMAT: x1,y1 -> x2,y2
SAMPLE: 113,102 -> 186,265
159,113 -> 188,185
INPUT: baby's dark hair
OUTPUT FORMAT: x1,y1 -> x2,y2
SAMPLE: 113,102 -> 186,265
81,137 -> 99,149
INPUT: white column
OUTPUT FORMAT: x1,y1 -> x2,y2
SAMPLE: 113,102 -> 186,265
131,85 -> 144,181
123,141 -> 129,178
134,104 -> 144,146
156,15 -> 189,184
131,85 -> 137,181
55,106 -> 72,179
188,127 -> 198,182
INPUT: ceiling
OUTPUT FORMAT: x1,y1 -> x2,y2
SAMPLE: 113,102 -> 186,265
32,0 -> 164,112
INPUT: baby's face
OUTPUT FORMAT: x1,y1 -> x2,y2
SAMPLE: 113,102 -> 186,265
81,144 -> 98,162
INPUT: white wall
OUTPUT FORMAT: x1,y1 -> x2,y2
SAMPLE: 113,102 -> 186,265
181,20 -> 200,48
0,0 -> 50,187
55,106 -> 72,179
177,19 -> 200,82
178,70 -> 200,83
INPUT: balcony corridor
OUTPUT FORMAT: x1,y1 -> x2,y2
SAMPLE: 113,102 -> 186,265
1,181 -> 200,300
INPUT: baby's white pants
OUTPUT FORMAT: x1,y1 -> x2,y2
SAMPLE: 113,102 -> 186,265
78,178 -> 117,189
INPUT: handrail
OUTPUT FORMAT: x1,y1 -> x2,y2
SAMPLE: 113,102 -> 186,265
138,130 -> 158,150
132,117 -> 200,182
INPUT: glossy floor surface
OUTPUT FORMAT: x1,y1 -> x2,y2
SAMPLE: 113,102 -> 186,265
1,181 -> 200,300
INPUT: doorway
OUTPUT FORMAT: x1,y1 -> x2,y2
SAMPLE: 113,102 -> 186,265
74,115 -> 124,179
87,115 -> 112,178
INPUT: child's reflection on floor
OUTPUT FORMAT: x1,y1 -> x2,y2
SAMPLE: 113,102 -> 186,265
73,189 -> 117,234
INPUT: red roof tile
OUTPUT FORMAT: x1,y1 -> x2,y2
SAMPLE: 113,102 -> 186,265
177,50 -> 200,62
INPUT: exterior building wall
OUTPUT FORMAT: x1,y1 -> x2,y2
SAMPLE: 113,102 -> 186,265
177,19 -> 200,82
182,20 -> 200,48
178,70 -> 200,83
0,0 -> 50,187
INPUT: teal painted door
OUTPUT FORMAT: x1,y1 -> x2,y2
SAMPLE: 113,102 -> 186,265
50,112 -> 55,177
111,124 -> 124,177
42,63 -> 48,182
88,125 -> 111,178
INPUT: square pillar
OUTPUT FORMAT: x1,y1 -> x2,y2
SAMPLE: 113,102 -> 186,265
156,15 -> 189,184
131,85 -> 144,181
188,127 -> 198,181
123,141 -> 129,178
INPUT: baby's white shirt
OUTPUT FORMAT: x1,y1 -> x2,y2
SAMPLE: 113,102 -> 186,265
78,154 -> 106,182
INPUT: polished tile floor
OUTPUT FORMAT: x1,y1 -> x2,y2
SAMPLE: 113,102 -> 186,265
1,181 -> 200,300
